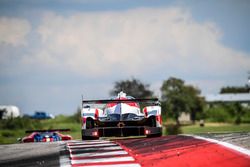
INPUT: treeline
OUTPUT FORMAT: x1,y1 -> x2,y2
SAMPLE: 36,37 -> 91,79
1,77 -> 249,129
220,86 -> 249,94
206,103 -> 250,124
110,77 -> 250,124
110,77 -> 205,124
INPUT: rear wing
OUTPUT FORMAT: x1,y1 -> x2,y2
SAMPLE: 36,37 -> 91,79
82,98 -> 160,107
25,129 -> 71,133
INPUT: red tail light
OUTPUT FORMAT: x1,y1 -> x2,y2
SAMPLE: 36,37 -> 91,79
92,131 -> 98,137
145,129 -> 151,135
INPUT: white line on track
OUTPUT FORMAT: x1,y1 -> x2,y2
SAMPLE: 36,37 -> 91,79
68,140 -> 112,145
68,143 -> 116,148
61,140 -> 141,167
71,156 -> 135,165
82,164 -> 141,167
69,146 -> 123,152
189,135 -> 250,156
70,150 -> 128,158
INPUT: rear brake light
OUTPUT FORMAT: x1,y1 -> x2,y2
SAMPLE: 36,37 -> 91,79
92,131 -> 98,136
145,129 -> 151,135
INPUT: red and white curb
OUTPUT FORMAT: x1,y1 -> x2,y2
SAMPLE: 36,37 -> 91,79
186,135 -> 250,156
60,140 -> 141,167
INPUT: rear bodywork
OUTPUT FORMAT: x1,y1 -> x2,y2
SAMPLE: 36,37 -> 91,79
81,92 -> 162,139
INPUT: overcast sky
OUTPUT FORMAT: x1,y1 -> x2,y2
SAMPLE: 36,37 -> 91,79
0,0 -> 249,115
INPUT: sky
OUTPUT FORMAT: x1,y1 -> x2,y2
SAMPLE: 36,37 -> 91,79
0,0 -> 249,115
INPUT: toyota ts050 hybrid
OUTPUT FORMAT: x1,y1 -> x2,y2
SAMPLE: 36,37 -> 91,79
81,91 -> 162,140
20,129 -> 72,142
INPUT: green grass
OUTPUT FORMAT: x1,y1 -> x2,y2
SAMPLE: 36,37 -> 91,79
0,116 -> 81,144
0,129 -> 24,144
180,123 -> 250,134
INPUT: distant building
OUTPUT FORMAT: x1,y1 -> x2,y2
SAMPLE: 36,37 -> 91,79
0,105 -> 21,119
205,93 -> 250,106
179,112 -> 191,123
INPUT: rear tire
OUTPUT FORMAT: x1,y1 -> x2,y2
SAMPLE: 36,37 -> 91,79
86,118 -> 94,129
148,116 -> 157,127
146,116 -> 162,137
146,132 -> 162,138
82,118 -> 99,140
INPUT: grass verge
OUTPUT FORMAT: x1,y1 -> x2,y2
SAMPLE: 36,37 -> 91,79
180,123 -> 250,134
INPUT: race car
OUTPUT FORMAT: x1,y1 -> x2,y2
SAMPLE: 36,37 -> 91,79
81,91 -> 162,139
21,129 -> 72,142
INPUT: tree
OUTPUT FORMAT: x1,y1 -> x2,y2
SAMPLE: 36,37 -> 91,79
184,85 -> 205,123
161,77 -> 205,125
220,86 -> 249,94
110,78 -> 153,98
232,102 -> 245,125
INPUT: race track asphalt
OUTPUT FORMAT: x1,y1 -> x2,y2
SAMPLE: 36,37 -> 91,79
0,142 -> 61,167
0,133 -> 249,167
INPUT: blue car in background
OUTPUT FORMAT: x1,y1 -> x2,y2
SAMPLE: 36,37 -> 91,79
31,111 -> 55,119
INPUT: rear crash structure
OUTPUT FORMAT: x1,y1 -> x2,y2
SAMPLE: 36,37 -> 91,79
81,92 -> 162,139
